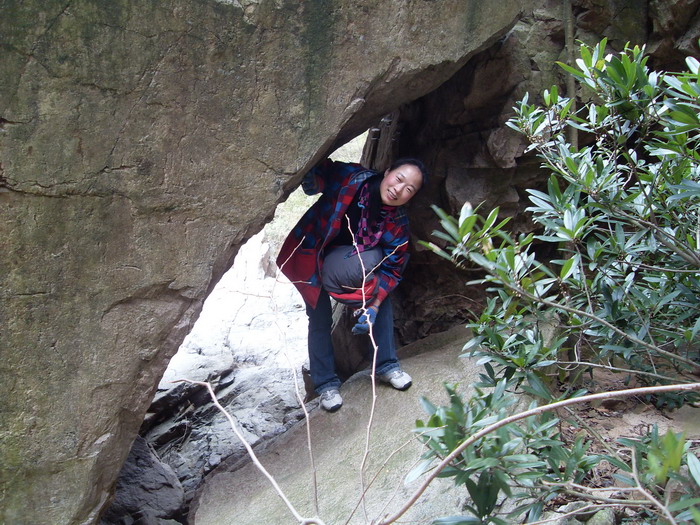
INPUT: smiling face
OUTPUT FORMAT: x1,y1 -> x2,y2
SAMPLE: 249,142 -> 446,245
379,163 -> 423,206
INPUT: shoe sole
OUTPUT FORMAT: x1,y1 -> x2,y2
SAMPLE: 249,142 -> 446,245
379,378 -> 412,391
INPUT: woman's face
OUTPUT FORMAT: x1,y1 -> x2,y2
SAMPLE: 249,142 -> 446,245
379,164 -> 422,206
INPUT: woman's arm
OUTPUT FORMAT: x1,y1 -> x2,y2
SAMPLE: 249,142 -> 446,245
371,219 -> 410,309
301,158 -> 364,196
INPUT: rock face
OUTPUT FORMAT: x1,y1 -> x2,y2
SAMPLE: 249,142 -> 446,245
386,0 -> 700,343
139,231 -> 309,502
119,0 -> 700,520
99,436 -> 185,525
0,1 -> 530,523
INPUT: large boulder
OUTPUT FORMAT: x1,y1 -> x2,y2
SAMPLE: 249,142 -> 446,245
0,1 -> 530,523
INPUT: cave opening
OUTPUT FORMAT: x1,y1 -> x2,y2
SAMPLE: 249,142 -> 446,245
124,133 -> 371,516
102,33 -> 517,521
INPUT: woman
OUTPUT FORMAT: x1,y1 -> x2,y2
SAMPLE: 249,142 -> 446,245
276,157 -> 427,412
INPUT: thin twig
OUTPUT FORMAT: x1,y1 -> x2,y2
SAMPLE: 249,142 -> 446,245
272,244 -> 322,513
557,360 -> 688,383
557,488 -> 648,506
563,405 -> 620,458
277,235 -> 307,273
174,379 -> 327,525
542,480 -> 651,504
347,214 -> 409,517
340,214 -> 378,521
622,261 -> 700,273
270,264 -> 319,516
564,482 -> 652,497
376,383 -> 700,525
283,341 -> 320,515
344,431 -> 432,525
527,503 -> 614,525
630,447 -> 678,525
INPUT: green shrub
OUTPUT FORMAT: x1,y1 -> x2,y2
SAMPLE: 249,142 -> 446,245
416,39 -> 700,524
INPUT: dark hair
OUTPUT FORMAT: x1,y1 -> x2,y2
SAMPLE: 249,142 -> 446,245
366,175 -> 384,225
389,157 -> 429,189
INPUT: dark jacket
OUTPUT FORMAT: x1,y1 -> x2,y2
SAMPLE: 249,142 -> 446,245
276,158 -> 410,309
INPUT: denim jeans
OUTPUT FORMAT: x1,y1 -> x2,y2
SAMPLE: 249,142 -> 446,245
306,288 -> 400,394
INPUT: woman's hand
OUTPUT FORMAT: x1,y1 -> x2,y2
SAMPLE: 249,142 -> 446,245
351,305 -> 378,335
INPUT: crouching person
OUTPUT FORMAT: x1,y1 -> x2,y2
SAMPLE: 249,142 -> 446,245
276,157 -> 428,412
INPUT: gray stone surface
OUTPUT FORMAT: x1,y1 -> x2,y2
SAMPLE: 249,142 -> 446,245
190,325 -> 478,525
587,508 -> 616,525
138,225 -> 309,501
100,436 -> 185,524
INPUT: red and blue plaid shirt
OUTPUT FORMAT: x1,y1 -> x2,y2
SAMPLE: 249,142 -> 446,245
276,158 -> 410,309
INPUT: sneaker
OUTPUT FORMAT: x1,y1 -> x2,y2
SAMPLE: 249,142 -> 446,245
379,369 -> 412,391
319,389 -> 343,412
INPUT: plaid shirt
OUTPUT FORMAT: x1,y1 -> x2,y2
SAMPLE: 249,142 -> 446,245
276,158 -> 410,309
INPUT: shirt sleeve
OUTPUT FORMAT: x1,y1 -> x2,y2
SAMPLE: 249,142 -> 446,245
301,158 -> 363,196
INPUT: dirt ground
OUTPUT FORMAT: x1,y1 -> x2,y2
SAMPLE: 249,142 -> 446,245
562,369 -> 700,443
548,368 -> 700,521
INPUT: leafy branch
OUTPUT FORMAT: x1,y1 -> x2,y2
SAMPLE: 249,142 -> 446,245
379,383 -> 700,525
414,40 -> 700,524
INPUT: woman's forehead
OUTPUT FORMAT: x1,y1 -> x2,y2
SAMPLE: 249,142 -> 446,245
393,164 -> 422,186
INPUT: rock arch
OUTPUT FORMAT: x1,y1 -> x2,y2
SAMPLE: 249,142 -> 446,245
2,0 -> 698,523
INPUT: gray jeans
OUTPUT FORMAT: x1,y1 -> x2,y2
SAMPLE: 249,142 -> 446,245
321,245 -> 383,298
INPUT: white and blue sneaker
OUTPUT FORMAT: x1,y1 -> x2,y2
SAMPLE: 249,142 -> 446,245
319,389 -> 343,412
379,369 -> 412,391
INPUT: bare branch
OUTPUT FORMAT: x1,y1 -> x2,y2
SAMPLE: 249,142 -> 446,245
344,432 -> 432,525
173,379 -> 327,525
346,214 -> 379,520
527,503 -> 620,525
556,360 -> 687,383
282,342 -> 320,516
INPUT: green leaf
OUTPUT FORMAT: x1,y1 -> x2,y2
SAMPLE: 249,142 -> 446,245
405,458 -> 435,483
668,498 -> 700,512
433,516 -> 482,525
564,155 -> 578,175
559,256 -> 576,280
481,207 -> 500,234
580,44 -> 593,68
522,372 -> 552,401
459,201 -> 474,225
686,452 -> 700,486
466,457 -> 501,471
557,61 -> 586,79
420,396 -> 438,416
459,214 -> 479,239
